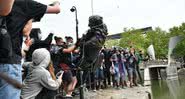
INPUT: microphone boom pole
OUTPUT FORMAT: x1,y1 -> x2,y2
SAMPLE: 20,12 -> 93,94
70,6 -> 79,40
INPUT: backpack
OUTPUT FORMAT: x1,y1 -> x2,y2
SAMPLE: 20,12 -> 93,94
0,16 -> 12,58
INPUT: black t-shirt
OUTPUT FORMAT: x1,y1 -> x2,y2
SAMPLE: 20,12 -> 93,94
58,46 -> 73,66
104,50 -> 112,66
0,0 -> 47,64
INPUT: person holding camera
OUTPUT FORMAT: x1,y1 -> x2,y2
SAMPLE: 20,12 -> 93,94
127,48 -> 138,87
0,0 -> 61,99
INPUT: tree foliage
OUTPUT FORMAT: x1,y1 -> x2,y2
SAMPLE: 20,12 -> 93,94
119,28 -> 146,51
105,39 -> 120,48
119,27 -> 169,59
145,27 -> 169,59
106,23 -> 185,59
169,23 -> 185,57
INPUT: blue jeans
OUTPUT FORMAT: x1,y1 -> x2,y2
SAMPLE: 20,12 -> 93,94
119,63 -> 127,80
0,64 -> 22,99
113,63 -> 120,82
95,68 -> 104,80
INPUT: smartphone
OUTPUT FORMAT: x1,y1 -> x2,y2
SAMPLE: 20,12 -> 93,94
56,70 -> 64,79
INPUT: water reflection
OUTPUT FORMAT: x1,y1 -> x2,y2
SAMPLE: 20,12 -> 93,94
151,78 -> 185,99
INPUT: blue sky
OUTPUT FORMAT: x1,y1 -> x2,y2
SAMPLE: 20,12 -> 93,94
35,0 -> 185,40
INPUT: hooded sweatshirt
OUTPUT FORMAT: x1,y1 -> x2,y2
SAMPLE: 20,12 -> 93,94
21,48 -> 62,99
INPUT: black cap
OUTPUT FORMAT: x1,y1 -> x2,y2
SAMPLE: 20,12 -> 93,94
65,36 -> 73,40
54,36 -> 62,41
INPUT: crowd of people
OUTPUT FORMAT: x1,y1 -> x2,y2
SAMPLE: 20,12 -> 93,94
0,0 -> 148,99
89,47 -> 146,91
0,0 -> 108,99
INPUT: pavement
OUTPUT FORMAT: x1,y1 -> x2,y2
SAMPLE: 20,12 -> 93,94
73,85 -> 151,99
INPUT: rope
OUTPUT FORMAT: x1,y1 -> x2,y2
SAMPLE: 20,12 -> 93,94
0,73 -> 23,89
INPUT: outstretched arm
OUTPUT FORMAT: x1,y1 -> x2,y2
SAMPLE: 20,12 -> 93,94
0,0 -> 15,16
62,45 -> 77,53
46,1 -> 60,14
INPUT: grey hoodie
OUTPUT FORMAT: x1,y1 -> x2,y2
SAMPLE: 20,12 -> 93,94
21,48 -> 62,99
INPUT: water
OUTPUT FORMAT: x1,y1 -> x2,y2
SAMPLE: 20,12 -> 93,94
151,79 -> 185,99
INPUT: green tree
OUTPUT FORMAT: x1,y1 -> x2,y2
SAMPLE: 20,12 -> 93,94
119,27 -> 169,59
106,23 -> 185,59
169,23 -> 185,57
105,39 -> 120,48
145,27 -> 169,59
119,28 -> 146,51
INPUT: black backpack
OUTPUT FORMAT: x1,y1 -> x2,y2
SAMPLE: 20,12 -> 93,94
0,16 -> 12,58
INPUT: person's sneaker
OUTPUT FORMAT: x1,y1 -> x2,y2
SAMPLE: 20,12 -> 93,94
134,83 -> 138,86
63,95 -> 73,99
55,94 -> 63,99
72,91 -> 80,96
122,86 -> 126,89
99,88 -> 103,91
113,86 -> 117,89
130,84 -> 133,88
84,88 -> 88,92
93,89 -> 97,92
116,87 -> 121,90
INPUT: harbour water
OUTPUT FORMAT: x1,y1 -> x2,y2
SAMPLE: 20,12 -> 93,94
151,78 -> 185,99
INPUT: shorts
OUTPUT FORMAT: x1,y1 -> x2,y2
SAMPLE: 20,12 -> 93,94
62,71 -> 73,84
59,63 -> 73,84
128,68 -> 134,78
